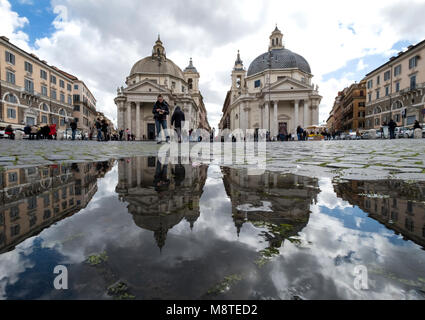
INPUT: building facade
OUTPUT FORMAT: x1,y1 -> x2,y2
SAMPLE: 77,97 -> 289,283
341,80 -> 366,131
0,36 -> 99,136
72,79 -> 97,135
365,39 -> 425,129
0,36 -> 75,133
218,27 -> 321,140
114,37 -> 210,141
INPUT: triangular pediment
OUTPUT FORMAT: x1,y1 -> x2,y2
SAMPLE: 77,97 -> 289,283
125,80 -> 169,94
267,77 -> 312,92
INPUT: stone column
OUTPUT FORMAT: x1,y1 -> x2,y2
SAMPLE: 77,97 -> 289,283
294,100 -> 299,136
126,103 -> 132,135
264,102 -> 269,131
273,101 -> 278,138
136,103 -> 141,140
303,100 -> 309,128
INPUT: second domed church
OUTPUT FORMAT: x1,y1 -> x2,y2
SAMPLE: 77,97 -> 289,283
219,27 -> 322,139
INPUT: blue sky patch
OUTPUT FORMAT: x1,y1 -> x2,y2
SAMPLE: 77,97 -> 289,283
11,0 -> 56,45
322,40 -> 415,82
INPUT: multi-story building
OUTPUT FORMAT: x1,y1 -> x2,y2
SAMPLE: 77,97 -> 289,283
327,81 -> 366,133
365,39 -> 425,129
0,36 -> 98,136
0,36 -> 74,133
56,69 -> 97,136
327,91 -> 344,133
341,80 -> 366,131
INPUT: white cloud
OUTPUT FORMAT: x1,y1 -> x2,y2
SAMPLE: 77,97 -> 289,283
357,59 -> 368,72
1,0 -> 425,130
0,0 -> 30,49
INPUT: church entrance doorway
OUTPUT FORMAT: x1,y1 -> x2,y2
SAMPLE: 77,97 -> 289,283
147,123 -> 156,140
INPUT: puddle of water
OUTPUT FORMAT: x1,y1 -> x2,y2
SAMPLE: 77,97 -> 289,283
0,157 -> 424,300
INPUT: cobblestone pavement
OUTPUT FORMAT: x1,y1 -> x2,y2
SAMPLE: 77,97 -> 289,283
0,139 -> 424,181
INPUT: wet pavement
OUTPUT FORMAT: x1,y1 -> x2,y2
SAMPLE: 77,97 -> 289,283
0,155 -> 424,300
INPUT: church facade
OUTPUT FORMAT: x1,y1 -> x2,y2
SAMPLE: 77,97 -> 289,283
115,37 -> 210,141
219,27 -> 322,140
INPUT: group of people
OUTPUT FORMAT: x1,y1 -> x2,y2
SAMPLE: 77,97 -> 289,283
94,118 -> 111,142
4,124 -> 58,140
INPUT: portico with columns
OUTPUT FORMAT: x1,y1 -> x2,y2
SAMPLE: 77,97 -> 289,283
219,26 -> 321,140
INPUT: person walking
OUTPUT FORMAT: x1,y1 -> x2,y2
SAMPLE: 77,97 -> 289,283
70,120 -> 78,140
49,124 -> 57,140
171,106 -> 185,143
152,94 -> 170,144
388,119 -> 397,140
413,120 -> 422,130
95,118 -> 102,141
297,126 -> 304,141
119,129 -> 124,141
101,119 -> 109,142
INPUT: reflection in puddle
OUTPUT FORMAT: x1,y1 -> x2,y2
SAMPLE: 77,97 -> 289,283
0,157 -> 424,300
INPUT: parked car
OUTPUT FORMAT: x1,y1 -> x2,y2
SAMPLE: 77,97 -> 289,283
395,127 -> 407,139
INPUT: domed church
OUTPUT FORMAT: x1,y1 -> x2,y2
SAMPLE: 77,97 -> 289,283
115,36 -> 210,140
219,26 -> 322,139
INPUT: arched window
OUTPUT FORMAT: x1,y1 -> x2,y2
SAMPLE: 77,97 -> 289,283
374,106 -> 382,114
272,39 -> 275,46
59,109 -> 66,116
392,101 -> 403,110
188,78 -> 193,90
5,93 -> 17,103
41,103 -> 49,112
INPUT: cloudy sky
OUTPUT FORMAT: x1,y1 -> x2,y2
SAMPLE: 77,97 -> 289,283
1,0 -> 425,130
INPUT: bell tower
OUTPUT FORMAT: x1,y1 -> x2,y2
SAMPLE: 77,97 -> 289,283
231,50 -> 246,96
184,57 -> 200,93
269,26 -> 284,50
152,34 -> 166,60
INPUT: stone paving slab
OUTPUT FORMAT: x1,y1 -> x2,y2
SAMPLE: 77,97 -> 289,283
0,139 -> 424,181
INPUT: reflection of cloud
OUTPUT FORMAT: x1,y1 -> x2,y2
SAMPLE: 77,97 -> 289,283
0,239 -> 36,299
1,161 -> 425,299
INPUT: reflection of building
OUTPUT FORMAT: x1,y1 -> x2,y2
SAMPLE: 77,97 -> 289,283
219,27 -> 322,139
222,167 -> 319,248
115,157 -> 208,249
0,161 -> 113,253
114,36 -> 210,141
335,180 -> 425,248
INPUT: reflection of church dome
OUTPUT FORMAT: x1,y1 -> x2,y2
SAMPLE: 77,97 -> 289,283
247,48 -> 311,76
130,56 -> 185,80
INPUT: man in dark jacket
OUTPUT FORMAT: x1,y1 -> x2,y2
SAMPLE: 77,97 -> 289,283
95,119 -> 102,141
388,119 -> 397,139
70,120 -> 78,140
152,95 -> 170,144
171,106 -> 185,143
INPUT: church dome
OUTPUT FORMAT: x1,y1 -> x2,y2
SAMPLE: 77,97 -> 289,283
247,48 -> 311,76
130,56 -> 185,80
